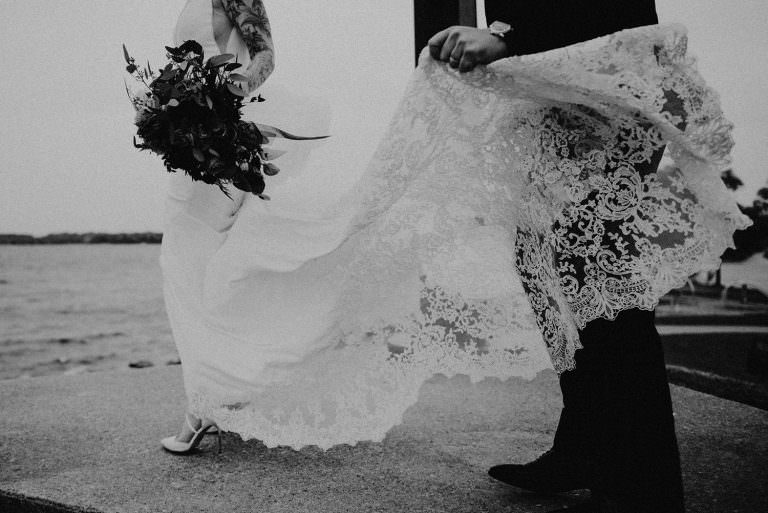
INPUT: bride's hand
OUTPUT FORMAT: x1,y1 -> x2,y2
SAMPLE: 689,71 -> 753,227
428,26 -> 508,72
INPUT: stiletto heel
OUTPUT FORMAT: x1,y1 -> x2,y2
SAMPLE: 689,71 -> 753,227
161,413 -> 220,454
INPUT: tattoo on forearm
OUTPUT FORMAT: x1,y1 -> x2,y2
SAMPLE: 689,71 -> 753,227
221,0 -> 274,91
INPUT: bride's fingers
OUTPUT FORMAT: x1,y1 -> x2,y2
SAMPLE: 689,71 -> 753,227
427,29 -> 450,60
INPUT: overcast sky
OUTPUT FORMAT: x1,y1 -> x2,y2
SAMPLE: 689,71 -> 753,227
1,0 -> 766,235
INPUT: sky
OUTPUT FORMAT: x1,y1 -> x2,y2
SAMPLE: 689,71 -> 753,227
1,0 -> 766,235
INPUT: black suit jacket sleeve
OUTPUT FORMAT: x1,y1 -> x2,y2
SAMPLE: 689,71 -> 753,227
485,0 -> 659,55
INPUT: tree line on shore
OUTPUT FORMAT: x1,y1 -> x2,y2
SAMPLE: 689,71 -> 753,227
2,172 -> 765,253
0,232 -> 162,244
719,170 -> 768,262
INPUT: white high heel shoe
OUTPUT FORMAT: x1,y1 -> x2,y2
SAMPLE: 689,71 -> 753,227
161,413 -> 222,454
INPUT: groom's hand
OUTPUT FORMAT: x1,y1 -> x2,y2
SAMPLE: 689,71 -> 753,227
428,26 -> 508,72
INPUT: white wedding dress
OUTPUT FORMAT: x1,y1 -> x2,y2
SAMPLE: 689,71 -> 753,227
161,0 -> 749,449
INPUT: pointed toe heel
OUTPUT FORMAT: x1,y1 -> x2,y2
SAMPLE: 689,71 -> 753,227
161,413 -> 222,454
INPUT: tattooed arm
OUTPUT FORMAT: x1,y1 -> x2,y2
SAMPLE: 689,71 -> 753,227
221,0 -> 274,93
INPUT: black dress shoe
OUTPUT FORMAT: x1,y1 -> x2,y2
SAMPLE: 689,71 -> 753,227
488,448 -> 591,493
547,494 -> 623,513
546,500 -> 599,512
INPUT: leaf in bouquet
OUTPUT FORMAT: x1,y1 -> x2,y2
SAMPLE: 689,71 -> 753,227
226,83 -> 247,97
192,148 -> 206,162
208,148 -> 220,157
207,54 -> 234,68
217,164 -> 237,180
248,172 -> 266,195
218,183 -> 233,199
200,173 -> 217,185
263,163 -> 280,176
232,173 -> 250,193
153,81 -> 172,100
178,40 -> 204,58
224,62 -> 242,71
122,44 -> 132,64
254,124 -> 277,138
160,67 -> 175,81
228,73 -> 249,83
205,95 -> 214,109
263,148 -> 286,161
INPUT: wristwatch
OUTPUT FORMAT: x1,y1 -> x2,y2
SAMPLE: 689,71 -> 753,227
488,20 -> 513,39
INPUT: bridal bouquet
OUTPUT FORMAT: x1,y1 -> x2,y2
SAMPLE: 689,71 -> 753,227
123,40 -> 277,198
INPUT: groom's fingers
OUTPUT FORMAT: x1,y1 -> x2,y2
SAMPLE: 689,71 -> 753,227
449,42 -> 464,68
458,53 -> 476,72
439,30 -> 459,62
427,29 -> 450,60
429,26 -> 491,71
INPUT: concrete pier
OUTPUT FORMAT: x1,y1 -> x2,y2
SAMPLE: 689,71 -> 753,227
1,367 -> 766,512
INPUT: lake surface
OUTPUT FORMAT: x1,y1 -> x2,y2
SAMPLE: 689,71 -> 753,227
1,244 -> 765,381
0,245 -> 176,380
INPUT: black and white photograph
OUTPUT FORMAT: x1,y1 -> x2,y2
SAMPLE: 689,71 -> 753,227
1,1 -> 766,512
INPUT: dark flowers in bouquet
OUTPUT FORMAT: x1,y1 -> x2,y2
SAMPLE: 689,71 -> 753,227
123,40 -> 278,198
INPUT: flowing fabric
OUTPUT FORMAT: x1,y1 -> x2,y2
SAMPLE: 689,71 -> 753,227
161,0 -> 748,449
346,25 -> 752,373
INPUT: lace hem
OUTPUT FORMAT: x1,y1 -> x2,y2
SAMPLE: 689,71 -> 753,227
188,283 -> 550,450
342,24 -> 749,373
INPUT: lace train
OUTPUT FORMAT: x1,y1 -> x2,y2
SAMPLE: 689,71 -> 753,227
164,23 -> 748,449
342,23 -> 750,373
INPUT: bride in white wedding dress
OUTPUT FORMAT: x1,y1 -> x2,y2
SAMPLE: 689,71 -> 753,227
162,0 -> 542,451
160,0 -> 748,452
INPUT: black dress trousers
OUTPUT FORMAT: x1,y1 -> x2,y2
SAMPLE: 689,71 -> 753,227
481,3 -> 684,510
559,309 -> 685,512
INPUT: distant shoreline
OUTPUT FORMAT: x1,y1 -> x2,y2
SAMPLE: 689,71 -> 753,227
0,233 -> 162,244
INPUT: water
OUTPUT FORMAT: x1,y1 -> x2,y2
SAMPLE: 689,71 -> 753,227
0,244 -> 177,380
2,244 -> 765,381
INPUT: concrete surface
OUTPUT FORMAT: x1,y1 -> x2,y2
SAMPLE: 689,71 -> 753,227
1,367 -> 766,513
657,326 -> 768,335
660,327 -> 768,410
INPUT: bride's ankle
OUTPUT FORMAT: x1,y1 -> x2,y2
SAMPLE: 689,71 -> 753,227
185,412 -> 202,430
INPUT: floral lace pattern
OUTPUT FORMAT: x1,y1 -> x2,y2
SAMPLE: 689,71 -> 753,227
190,281 -> 547,449
177,24 -> 749,448
502,25 -> 749,371
340,24 -> 749,374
